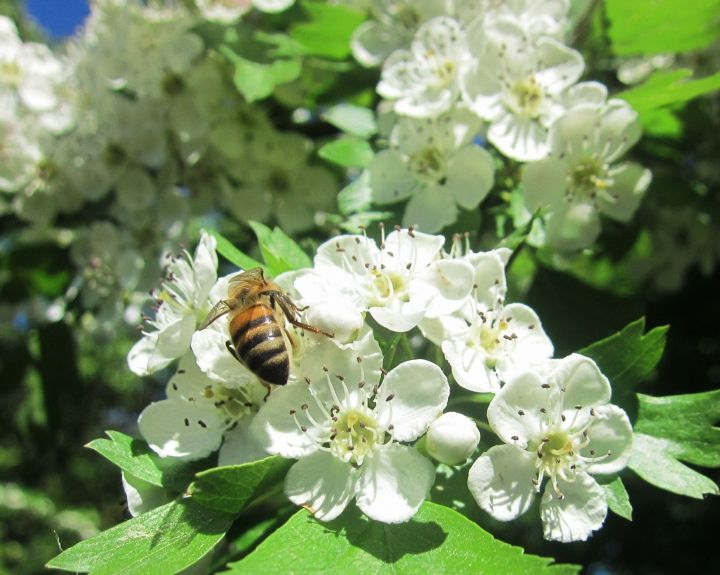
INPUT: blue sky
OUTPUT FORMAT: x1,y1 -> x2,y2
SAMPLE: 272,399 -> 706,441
25,0 -> 90,38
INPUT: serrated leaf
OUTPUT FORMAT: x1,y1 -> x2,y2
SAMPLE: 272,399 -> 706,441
578,318 -> 667,413
635,389 -> 720,468
629,433 -> 719,499
47,499 -> 234,574
337,170 -> 372,214
606,0 -> 720,55
221,46 -> 301,102
318,137 -> 374,168
190,456 -> 292,515
322,104 -> 377,138
598,476 -> 633,520
223,502 -> 579,574
208,229 -> 266,273
290,2 -> 365,60
248,221 -> 312,275
617,69 -> 720,116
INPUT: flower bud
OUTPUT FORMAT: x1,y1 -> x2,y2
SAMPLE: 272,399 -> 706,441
426,412 -> 480,465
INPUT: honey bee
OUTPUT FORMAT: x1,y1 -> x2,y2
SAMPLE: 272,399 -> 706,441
199,268 -> 333,388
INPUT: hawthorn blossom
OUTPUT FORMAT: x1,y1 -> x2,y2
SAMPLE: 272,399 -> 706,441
251,332 -> 449,522
128,232 -> 217,376
425,411 -> 480,465
522,91 -> 651,251
195,0 -> 252,23
421,247 -> 553,392
460,19 -> 584,161
378,16 -> 471,118
468,354 -> 633,542
369,107 -> 495,232
294,227 -> 475,332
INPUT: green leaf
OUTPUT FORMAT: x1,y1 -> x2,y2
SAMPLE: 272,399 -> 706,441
47,499 -> 234,574
337,170 -> 372,214
318,137 -> 374,168
248,221 -> 312,275
190,456 -> 292,515
598,476 -> 633,520
221,46 -> 301,102
87,431 -> 163,487
290,2 -> 365,60
322,104 -> 377,138
578,318 -> 668,411
629,433 -> 719,499
606,0 -> 720,55
618,69 -> 720,115
223,502 -> 579,574
208,229 -> 266,273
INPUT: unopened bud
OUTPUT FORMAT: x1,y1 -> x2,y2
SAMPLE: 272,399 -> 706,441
426,412 -> 480,465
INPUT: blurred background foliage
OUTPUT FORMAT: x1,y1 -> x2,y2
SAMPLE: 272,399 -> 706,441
0,0 -> 719,573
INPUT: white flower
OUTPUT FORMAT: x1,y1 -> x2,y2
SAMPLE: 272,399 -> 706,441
369,107 -> 495,233
296,227 -> 475,332
195,0 -> 252,23
0,105 -> 42,192
426,411 -> 480,465
460,19 -> 584,161
378,16 -> 471,118
522,94 -> 652,251
467,354 -> 633,542
121,472 -> 168,517
351,0 -> 449,67
253,0 -> 295,13
421,248 -> 553,392
128,232 -> 218,376
482,0 -> 571,43
251,334 -> 449,522
139,353 -> 265,460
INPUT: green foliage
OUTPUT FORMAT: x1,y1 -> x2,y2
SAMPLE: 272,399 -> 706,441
208,229 -> 267,273
290,1 -> 366,60
606,0 -> 720,55
190,456 -> 292,515
47,499 -> 234,574
322,103 -> 377,138
318,136 -> 374,168
578,318 -> 668,413
223,502 -> 579,574
248,221 -> 313,275
598,476 -> 633,520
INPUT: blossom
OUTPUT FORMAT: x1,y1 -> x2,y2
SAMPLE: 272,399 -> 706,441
139,353 -> 265,460
294,227 -> 475,332
195,0 -> 252,23
251,332 -> 449,522
426,411 -> 480,465
369,107 -> 495,233
378,16 -> 470,118
522,91 -> 652,250
421,247 -> 553,392
467,354 -> 633,542
128,232 -> 218,376
460,19 -> 584,161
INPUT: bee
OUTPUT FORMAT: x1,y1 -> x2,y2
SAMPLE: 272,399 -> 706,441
199,268 -> 333,388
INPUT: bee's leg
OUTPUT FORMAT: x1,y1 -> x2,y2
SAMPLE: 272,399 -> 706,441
262,382 -> 273,402
270,292 -> 334,338
225,340 -> 244,364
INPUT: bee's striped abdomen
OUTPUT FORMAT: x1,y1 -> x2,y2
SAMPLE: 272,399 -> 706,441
230,303 -> 289,386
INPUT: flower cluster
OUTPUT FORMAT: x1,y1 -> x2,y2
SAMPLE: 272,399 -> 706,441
128,228 -> 633,541
357,0 -> 651,246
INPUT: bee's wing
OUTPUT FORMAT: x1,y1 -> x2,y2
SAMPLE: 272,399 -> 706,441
199,300 -> 232,330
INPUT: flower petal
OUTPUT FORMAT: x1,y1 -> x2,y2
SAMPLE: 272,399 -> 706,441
401,185 -> 458,233
583,404 -> 633,475
285,451 -> 357,522
597,162 -> 652,222
467,444 -> 537,521
218,417 -> 272,465
374,359 -> 449,442
487,371 -> 549,446
418,258 -> 475,318
122,472 -> 168,518
355,444 -> 435,523
446,145 -> 495,210
552,354 -> 612,410
540,472 -> 607,542
191,318 -> 259,388
128,314 -> 195,376
369,150 -> 416,204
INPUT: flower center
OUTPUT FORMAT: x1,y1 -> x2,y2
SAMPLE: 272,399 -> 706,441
468,311 -> 515,369
202,382 -> 255,423
331,408 -> 379,465
509,76 -> 543,118
408,145 -> 447,184
567,157 -> 614,203
1,60 -> 22,87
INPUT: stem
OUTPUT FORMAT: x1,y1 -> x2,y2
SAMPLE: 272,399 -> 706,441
384,333 -> 402,370
473,418 -> 494,434
400,333 -> 414,360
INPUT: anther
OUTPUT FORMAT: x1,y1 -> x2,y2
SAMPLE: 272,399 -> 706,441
386,394 -> 395,401
541,383 -> 550,389
184,418 -> 190,427
198,420 -> 207,428
301,404 -> 309,410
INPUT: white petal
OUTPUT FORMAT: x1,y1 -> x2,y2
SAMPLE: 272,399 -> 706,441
426,412 -> 480,465
465,250 -> 508,309
494,303 -> 554,381
369,150 -> 416,204
356,444 -> 435,523
127,314 -> 195,376
533,38 -> 585,94
401,185 -> 458,233
488,115 -> 550,162
253,0 -> 295,13
598,162 -> 652,222
418,259 -> 475,318
383,228 -> 444,270
540,473 -> 607,542
583,404 -> 633,475
544,201 -> 602,251
352,21 -> 405,68
369,300 -> 428,332
285,451 -> 356,522
193,232 -> 219,303
191,319 -> 259,388
375,360 -> 449,442
442,337 -> 499,393
552,354 -> 612,410
138,400 -> 223,460
122,472 -> 168,517
468,445 -> 537,521
522,158 -> 567,211
487,371 -> 548,446
218,417 -> 272,466
446,145 -> 495,210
